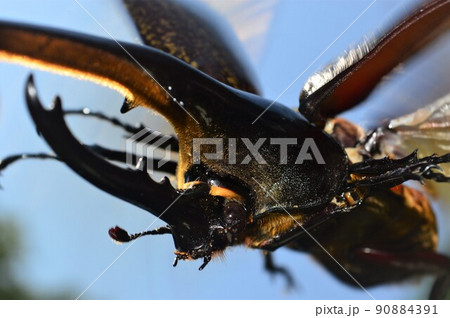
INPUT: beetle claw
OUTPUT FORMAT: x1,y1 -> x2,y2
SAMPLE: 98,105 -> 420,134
263,252 -> 296,290
173,256 -> 179,267
198,255 -> 211,271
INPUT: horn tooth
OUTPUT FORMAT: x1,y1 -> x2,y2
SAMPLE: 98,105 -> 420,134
120,98 -> 134,113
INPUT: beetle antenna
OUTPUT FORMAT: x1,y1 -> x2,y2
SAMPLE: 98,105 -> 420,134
0,145 -> 177,180
108,225 -> 172,243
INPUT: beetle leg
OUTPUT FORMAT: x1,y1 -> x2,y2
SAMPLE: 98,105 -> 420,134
263,251 -> 295,290
0,153 -> 60,171
355,248 -> 450,273
198,255 -> 211,271
430,274 -> 450,300
358,127 -> 386,157
324,118 -> 365,148
0,144 -> 177,176
254,202 -> 345,252
422,168 -> 450,183
64,108 -> 179,152
65,108 -> 144,134
355,248 -> 450,299
88,145 -> 177,175
348,150 -> 450,189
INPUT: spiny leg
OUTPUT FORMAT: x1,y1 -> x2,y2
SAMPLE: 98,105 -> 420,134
198,255 -> 211,271
1,144 -> 177,176
0,153 -> 60,171
89,144 -> 177,174
1,106 -> 179,174
65,108 -> 143,134
355,248 -> 450,300
2,104 -> 179,176
64,108 -> 179,151
422,168 -> 450,183
350,150 -> 450,174
348,150 -> 450,189
263,251 -> 295,290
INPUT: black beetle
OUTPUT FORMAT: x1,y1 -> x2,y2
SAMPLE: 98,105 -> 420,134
0,0 -> 450,299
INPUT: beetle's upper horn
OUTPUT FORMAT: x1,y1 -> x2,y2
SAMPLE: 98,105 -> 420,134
0,21 -> 230,128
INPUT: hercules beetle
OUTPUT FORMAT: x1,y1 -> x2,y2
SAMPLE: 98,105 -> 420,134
1,0 -> 450,298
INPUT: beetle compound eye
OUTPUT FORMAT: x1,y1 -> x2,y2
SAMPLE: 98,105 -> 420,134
223,201 -> 247,234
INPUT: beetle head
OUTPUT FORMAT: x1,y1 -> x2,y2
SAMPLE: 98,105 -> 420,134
25,74 -> 252,269
108,181 -> 249,268
169,187 -> 249,267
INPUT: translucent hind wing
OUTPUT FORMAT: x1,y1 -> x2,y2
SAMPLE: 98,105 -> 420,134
378,94 -> 450,176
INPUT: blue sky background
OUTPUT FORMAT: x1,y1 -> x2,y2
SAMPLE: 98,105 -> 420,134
0,0 -> 449,299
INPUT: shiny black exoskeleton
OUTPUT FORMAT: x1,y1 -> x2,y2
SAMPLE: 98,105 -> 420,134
1,0 -> 450,298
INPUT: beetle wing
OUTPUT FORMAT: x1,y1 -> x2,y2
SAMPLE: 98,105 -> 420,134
201,0 -> 278,64
299,0 -> 450,124
377,94 -> 450,177
123,0 -> 259,94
